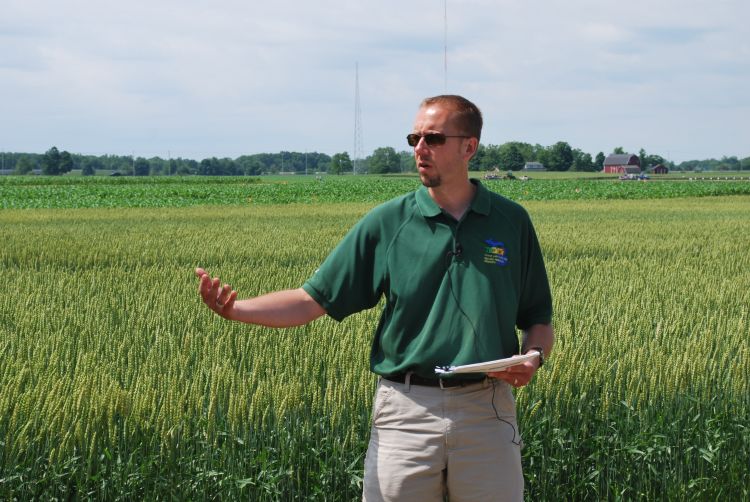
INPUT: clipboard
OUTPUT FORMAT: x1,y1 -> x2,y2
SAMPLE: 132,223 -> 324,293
435,351 -> 540,375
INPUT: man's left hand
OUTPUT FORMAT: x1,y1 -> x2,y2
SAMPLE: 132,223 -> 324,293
488,358 -> 540,388
492,323 -> 553,387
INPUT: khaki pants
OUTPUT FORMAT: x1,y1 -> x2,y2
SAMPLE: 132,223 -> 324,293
363,377 -> 524,502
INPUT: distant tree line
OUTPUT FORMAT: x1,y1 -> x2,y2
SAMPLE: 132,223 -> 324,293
2,144 -> 748,176
468,141 -> 597,172
7,147 -> 77,175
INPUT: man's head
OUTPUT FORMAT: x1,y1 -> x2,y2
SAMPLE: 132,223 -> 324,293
419,95 -> 483,143
411,95 -> 482,189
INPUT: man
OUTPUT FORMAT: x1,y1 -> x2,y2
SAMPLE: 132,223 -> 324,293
195,95 -> 553,501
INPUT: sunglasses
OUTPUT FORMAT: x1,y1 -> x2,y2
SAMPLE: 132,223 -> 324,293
406,133 -> 470,147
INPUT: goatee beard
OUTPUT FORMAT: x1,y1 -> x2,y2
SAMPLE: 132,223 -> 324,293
420,174 -> 441,188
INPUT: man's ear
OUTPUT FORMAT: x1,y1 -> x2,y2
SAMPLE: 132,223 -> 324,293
463,137 -> 479,160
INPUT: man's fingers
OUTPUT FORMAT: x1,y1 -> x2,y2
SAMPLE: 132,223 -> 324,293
195,268 -> 212,294
225,290 -> 238,309
218,290 -> 237,311
197,273 -> 213,299
216,284 -> 232,306
194,268 -> 235,317
490,362 -> 536,387
195,268 -> 222,303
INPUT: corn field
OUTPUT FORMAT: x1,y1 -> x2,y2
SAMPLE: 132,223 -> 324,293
1,195 -> 749,500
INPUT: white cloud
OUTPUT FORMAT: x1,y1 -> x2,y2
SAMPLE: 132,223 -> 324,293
0,0 -> 747,161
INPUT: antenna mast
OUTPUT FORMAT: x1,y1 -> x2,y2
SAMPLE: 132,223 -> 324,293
444,0 -> 448,91
353,62 -> 364,175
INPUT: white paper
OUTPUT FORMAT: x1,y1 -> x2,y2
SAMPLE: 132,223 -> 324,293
434,351 -> 539,375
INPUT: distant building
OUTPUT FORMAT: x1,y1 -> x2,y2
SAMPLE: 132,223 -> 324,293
649,164 -> 669,174
603,154 -> 641,174
523,162 -> 546,171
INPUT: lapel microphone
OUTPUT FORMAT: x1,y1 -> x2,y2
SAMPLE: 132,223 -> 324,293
447,243 -> 463,258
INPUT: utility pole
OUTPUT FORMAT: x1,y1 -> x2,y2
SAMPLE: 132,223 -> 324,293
353,62 -> 363,175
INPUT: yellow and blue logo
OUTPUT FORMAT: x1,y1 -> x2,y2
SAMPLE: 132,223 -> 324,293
483,239 -> 508,266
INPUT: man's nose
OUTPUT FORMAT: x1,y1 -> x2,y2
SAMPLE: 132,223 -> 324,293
414,136 -> 430,153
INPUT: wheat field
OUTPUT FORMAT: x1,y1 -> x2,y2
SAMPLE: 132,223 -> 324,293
1,196 -> 748,500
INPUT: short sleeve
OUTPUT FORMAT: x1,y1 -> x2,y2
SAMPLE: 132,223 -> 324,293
516,216 -> 553,330
302,212 -> 386,321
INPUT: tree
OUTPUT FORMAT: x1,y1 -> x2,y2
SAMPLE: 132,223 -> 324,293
15,156 -> 35,175
198,157 -> 237,176
478,144 -> 503,171
468,144 -> 486,172
571,149 -> 595,172
636,148 -> 670,170
177,159 -> 199,175
613,146 -> 625,154
498,143 -> 525,171
134,158 -> 151,176
595,152 -> 606,171
236,156 -> 265,175
368,147 -> 400,174
398,150 -> 414,172
329,152 -> 352,175
646,154 -> 667,168
199,158 -> 217,175
82,158 -> 103,176
718,156 -> 739,171
41,147 -> 62,175
59,151 -> 74,174
502,142 -> 535,164
544,141 -> 574,171
146,157 -> 168,175
531,144 -> 547,162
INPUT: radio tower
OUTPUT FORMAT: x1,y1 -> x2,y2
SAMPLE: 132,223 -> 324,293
353,62 -> 364,175
444,0 -> 448,91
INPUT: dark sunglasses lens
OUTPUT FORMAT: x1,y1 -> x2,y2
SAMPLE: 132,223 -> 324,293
424,133 -> 446,146
407,133 -> 447,147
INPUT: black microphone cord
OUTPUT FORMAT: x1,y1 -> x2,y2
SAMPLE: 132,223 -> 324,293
444,242 -> 487,365
445,241 -> 521,444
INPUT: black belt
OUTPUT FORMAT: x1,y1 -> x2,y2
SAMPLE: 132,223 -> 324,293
383,373 -> 484,388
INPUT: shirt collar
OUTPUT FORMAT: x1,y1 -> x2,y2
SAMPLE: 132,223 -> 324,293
416,179 -> 491,218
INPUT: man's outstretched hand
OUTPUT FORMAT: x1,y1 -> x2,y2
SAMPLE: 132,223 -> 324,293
195,267 -> 238,319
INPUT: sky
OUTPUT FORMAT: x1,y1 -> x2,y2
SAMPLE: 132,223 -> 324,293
1,0 -> 748,164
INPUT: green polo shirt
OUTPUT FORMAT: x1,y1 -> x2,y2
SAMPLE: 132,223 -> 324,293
302,180 -> 552,378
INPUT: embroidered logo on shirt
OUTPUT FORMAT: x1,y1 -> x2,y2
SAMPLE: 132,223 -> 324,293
483,239 -> 508,266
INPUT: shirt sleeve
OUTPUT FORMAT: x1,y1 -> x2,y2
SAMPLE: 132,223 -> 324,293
516,215 -> 553,330
302,211 -> 386,322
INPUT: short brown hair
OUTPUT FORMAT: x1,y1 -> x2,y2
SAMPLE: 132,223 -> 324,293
420,95 -> 483,142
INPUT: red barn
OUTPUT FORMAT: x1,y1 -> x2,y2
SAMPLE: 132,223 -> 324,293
603,153 -> 641,174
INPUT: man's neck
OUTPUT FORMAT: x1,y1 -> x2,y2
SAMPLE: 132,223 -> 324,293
429,179 -> 477,221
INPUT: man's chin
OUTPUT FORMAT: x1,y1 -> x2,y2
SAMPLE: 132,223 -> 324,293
420,174 -> 441,188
